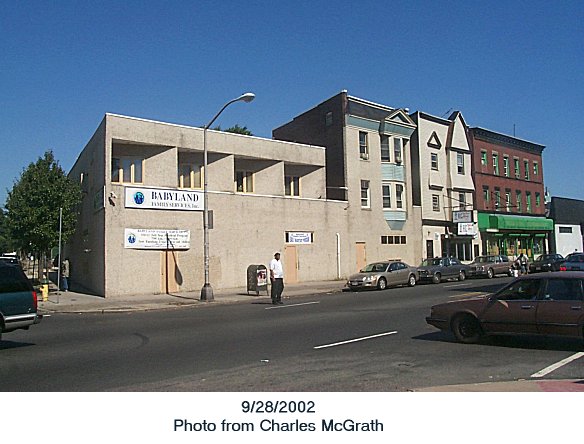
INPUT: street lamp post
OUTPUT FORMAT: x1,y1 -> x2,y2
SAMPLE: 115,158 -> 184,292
200,92 -> 255,301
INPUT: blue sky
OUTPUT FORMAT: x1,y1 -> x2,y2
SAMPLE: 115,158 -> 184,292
1,0 -> 583,206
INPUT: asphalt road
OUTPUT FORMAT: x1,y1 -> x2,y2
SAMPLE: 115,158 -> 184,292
2,276 -> 583,391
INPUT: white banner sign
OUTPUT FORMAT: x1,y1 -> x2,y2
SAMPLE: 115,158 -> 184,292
457,222 -> 476,236
286,232 -> 313,244
453,210 -> 472,223
124,229 -> 190,249
125,186 -> 203,211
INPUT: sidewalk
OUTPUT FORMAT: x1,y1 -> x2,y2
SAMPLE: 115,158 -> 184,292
38,279 -> 347,313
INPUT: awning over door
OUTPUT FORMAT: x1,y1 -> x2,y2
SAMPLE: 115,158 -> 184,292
478,213 -> 554,231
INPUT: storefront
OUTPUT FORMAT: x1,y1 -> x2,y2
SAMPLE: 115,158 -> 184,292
478,213 -> 553,259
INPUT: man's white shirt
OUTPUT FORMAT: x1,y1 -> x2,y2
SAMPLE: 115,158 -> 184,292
269,258 -> 284,278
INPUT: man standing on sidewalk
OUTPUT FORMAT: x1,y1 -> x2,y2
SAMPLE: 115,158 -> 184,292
269,252 -> 284,305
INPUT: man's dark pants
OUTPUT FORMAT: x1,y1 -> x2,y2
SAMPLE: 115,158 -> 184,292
271,278 -> 284,303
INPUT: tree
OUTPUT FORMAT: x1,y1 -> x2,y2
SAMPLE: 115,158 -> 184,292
210,124 -> 254,136
0,208 -> 14,254
5,151 -> 82,260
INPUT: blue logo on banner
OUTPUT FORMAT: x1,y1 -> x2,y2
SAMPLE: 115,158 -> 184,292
133,192 -> 145,205
127,233 -> 136,244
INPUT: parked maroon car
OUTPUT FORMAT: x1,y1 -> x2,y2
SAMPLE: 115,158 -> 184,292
426,272 -> 584,343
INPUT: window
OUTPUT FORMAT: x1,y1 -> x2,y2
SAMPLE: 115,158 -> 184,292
111,157 -> 143,184
381,135 -> 390,162
503,156 -> 509,177
396,184 -> 404,209
559,227 -> 573,234
325,111 -> 333,127
483,186 -> 490,204
178,163 -> 202,189
382,184 -> 391,209
431,153 -> 438,170
285,176 -> 300,197
524,160 -> 530,180
361,180 -> 370,208
381,236 -> 407,245
535,192 -> 541,207
494,188 -> 501,208
458,192 -> 466,210
492,153 -> 499,175
496,279 -> 542,301
457,153 -> 465,175
481,151 -> 487,166
505,190 -> 511,212
544,279 -> 584,301
235,170 -> 254,193
432,194 -> 440,212
533,162 -> 539,176
514,158 -> 520,178
516,191 -> 522,212
394,138 -> 403,164
359,132 -> 369,160
526,191 -> 532,212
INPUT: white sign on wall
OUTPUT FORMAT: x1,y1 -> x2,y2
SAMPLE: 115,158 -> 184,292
453,210 -> 472,223
124,229 -> 191,250
125,186 -> 203,211
286,232 -> 313,244
457,223 -> 476,236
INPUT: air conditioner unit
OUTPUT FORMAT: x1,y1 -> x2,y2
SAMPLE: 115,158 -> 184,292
360,153 -> 369,160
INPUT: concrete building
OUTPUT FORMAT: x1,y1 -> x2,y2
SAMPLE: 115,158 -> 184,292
547,197 -> 584,256
273,91 -> 422,270
68,113 -> 355,297
410,111 -> 478,261
469,127 -> 553,259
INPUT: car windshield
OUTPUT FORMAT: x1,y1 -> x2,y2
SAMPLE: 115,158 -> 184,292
420,258 -> 442,267
566,254 -> 584,263
362,263 -> 387,273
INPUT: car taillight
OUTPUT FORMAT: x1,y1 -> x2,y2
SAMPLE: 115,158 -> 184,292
560,265 -> 567,272
32,290 -> 38,311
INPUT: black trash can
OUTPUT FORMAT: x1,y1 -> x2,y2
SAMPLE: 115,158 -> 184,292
247,264 -> 269,296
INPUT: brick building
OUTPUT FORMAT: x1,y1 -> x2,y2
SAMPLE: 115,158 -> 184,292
470,127 -> 553,259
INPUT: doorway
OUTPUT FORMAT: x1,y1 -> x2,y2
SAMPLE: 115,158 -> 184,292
355,242 -> 367,272
426,240 -> 434,259
284,245 -> 298,284
161,250 -> 182,294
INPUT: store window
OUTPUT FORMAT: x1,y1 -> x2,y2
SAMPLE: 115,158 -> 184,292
235,171 -> 254,193
178,163 -> 202,189
111,157 -> 143,184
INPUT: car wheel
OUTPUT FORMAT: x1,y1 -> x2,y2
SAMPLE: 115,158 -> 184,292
432,273 -> 441,284
452,314 -> 482,344
407,274 -> 416,287
458,270 -> 466,281
377,277 -> 387,291
486,268 -> 494,279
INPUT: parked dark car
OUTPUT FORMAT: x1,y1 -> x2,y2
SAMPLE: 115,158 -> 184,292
469,255 -> 512,279
559,253 -> 584,272
347,260 -> 418,291
529,253 -> 564,273
0,262 -> 42,341
417,257 -> 471,284
426,272 -> 584,343
0,256 -> 20,267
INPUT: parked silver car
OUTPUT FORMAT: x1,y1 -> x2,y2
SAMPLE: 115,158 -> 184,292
469,255 -> 513,279
347,260 -> 418,291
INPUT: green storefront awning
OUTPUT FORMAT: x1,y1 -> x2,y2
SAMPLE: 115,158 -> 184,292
478,213 -> 554,231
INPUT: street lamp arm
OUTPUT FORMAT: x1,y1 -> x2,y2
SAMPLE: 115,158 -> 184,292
204,93 -> 256,130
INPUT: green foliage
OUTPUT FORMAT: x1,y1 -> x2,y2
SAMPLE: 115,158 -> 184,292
0,208 -> 14,253
5,151 -> 82,254
211,124 -> 254,136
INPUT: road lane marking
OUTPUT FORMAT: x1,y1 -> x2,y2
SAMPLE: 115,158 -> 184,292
314,331 -> 398,349
448,292 -> 487,299
531,352 -> 584,378
265,301 -> 320,310
443,283 -> 473,288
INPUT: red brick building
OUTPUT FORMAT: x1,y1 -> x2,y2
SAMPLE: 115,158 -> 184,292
470,127 -> 553,259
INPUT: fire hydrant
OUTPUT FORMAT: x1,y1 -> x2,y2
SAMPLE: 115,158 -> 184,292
41,283 -> 49,301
